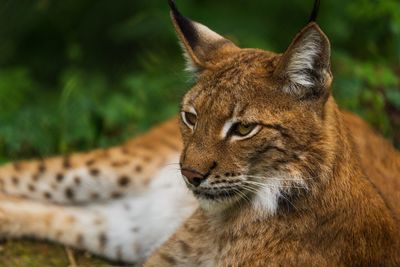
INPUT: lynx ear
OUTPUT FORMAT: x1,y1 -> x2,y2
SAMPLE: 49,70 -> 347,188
168,0 -> 238,73
274,23 -> 332,98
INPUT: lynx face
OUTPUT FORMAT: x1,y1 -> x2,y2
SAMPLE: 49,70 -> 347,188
170,1 -> 332,213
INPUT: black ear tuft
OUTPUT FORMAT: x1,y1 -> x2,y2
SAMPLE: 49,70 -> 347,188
168,0 -> 199,51
168,0 -> 239,73
308,0 -> 321,23
168,0 -> 180,16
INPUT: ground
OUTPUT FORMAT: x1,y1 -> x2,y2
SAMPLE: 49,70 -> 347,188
0,239 -> 124,267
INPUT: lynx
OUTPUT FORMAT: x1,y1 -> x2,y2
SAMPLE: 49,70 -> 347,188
0,0 -> 399,266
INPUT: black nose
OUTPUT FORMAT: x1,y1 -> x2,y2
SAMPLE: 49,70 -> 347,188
181,169 -> 206,187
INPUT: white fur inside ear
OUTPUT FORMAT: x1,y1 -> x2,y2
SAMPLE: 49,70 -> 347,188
179,22 -> 226,75
180,44 -> 199,74
284,30 -> 321,93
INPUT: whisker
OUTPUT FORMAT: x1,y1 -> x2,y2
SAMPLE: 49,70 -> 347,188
244,175 -> 312,182
235,188 -> 252,205
243,178 -> 308,186
240,184 -> 260,195
233,188 -> 247,205
279,193 -> 299,211
242,180 -> 308,190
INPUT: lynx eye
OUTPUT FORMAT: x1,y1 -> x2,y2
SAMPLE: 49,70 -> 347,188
181,111 -> 197,129
233,123 -> 256,136
230,123 -> 260,140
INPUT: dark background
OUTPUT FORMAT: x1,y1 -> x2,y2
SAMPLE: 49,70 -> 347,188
1,0 -> 399,163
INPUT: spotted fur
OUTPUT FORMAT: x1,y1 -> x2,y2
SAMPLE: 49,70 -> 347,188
0,1 -> 399,266
0,118 -> 198,264
0,118 -> 181,204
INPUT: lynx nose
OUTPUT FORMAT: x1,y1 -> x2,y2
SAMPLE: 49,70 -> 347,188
181,169 -> 206,187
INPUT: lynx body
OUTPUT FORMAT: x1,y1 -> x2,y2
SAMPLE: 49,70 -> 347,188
0,1 -> 399,266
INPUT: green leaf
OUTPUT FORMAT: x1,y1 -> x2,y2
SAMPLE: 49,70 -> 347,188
386,89 -> 400,108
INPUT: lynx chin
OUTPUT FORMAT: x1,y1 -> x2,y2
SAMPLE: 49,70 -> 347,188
0,0 -> 398,266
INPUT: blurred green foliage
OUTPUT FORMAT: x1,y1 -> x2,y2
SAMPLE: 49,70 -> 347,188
0,0 -> 399,162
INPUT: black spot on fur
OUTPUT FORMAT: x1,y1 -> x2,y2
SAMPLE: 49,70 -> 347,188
56,173 -> 64,182
118,176 -> 130,187
11,176 -> 19,186
99,233 -> 107,250
28,184 -> 36,192
74,176 -> 81,185
90,168 -> 100,176
135,165 -> 143,173
63,156 -> 71,169
86,159 -> 96,166
32,173 -> 40,181
44,192 -> 52,199
38,162 -> 46,173
65,187 -> 74,199
111,192 -> 122,199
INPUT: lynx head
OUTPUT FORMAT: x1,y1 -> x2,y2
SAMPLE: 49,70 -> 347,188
169,0 -> 334,214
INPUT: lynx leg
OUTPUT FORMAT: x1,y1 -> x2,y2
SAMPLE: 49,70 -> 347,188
0,161 -> 196,263
0,118 -> 182,204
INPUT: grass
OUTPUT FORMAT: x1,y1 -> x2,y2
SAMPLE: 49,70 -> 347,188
0,240 -> 115,267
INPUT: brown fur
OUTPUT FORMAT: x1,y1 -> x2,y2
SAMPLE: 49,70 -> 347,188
343,111 -> 400,216
144,5 -> 400,267
0,3 -> 398,266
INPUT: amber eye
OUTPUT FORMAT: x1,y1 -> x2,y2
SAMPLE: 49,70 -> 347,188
181,112 -> 197,128
232,123 -> 257,137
